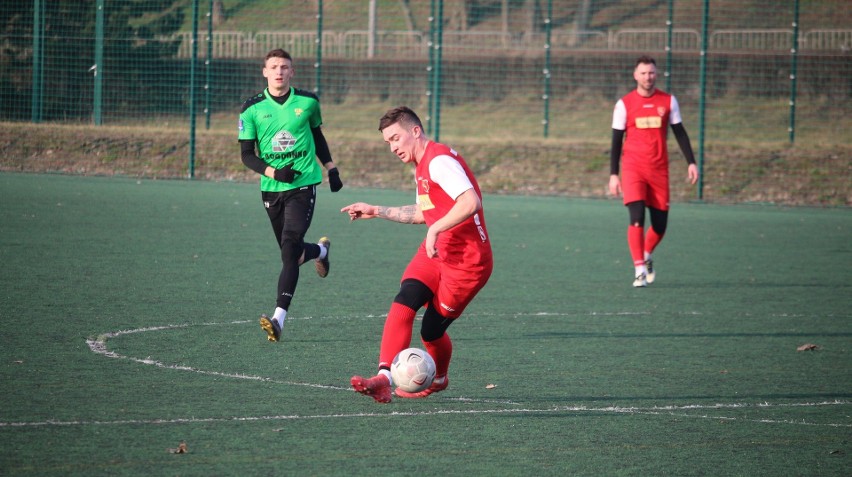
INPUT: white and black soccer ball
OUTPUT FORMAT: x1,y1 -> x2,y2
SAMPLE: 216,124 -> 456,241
390,347 -> 436,393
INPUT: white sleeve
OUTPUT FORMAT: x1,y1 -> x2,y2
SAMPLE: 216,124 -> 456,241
428,155 -> 474,200
611,99 -> 627,130
669,95 -> 683,125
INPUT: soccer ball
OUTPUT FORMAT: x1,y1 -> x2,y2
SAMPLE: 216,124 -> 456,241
390,347 -> 436,393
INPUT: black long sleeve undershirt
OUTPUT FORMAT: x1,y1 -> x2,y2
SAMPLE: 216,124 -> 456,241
312,127 -> 333,165
671,122 -> 696,165
240,140 -> 267,174
610,129 -> 625,175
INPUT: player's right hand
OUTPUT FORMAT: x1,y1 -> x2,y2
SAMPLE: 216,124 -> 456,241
341,203 -> 377,221
273,165 -> 299,183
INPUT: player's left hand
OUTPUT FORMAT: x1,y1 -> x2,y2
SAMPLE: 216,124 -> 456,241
328,167 -> 343,192
687,163 -> 699,185
425,227 -> 439,258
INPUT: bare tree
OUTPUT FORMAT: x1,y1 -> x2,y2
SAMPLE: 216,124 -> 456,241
571,0 -> 593,46
525,0 -> 542,33
212,0 -> 225,26
501,0 -> 509,47
446,0 -> 469,31
398,0 -> 417,31
574,0 -> 592,32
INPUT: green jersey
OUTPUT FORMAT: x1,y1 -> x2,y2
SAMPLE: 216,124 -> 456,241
239,87 -> 324,192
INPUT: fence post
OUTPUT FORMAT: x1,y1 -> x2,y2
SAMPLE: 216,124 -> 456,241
665,0 -> 673,92
697,0 -> 709,201
93,0 -> 104,125
188,0 -> 199,179
315,0 -> 323,96
542,0 -> 552,138
368,0 -> 376,59
31,0 -> 45,123
204,0 -> 213,130
789,0 -> 800,144
431,0 -> 444,142
426,0 -> 436,135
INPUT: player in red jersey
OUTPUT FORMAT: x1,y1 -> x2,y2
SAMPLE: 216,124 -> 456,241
609,56 -> 699,287
342,106 -> 493,403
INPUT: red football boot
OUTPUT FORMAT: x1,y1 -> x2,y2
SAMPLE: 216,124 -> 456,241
351,374 -> 392,404
394,376 -> 449,399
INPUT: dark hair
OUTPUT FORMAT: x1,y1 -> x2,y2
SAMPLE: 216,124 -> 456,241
635,55 -> 656,67
378,106 -> 423,132
264,49 -> 292,64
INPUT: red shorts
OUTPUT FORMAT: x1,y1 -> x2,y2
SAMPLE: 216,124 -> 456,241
401,245 -> 493,319
622,167 -> 669,211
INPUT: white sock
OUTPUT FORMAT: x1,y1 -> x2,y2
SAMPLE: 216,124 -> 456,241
635,265 -> 646,277
644,251 -> 652,262
317,244 -> 327,260
379,369 -> 393,386
272,307 -> 287,326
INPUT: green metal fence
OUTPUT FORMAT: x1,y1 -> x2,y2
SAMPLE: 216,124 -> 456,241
1,0 -> 850,203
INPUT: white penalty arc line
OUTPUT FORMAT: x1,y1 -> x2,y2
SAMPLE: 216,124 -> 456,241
69,318 -> 852,431
86,320 -> 349,391
2,401 -> 849,429
84,319 -> 520,406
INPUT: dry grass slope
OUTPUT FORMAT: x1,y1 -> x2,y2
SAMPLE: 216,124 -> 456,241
2,122 -> 849,206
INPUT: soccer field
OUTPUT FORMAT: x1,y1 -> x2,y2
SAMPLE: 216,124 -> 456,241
1,173 -> 849,476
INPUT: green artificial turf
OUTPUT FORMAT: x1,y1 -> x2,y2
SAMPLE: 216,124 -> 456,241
0,173 -> 849,476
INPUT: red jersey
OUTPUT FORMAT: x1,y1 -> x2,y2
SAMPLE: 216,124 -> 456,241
415,142 -> 492,270
613,89 -> 680,171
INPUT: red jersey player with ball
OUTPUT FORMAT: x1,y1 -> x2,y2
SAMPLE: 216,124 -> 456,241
609,56 -> 699,287
343,106 -> 493,403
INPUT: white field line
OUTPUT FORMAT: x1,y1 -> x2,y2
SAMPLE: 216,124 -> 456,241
86,320 -> 349,391
3,317 -> 845,429
84,320 -> 524,406
1,401 -> 849,428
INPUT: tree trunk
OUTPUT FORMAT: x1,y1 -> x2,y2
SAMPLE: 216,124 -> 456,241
212,0 -> 225,27
501,0 -> 509,47
399,0 -> 417,31
571,0 -> 593,46
446,0 -> 469,31
526,0 -> 541,33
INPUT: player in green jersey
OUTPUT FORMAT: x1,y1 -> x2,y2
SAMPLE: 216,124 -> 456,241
238,49 -> 344,343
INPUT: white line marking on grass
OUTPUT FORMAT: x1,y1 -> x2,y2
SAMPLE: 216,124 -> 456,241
614,401 -> 852,428
85,318 -> 523,405
86,321 -> 349,391
71,317 -> 851,431
2,401 -> 848,429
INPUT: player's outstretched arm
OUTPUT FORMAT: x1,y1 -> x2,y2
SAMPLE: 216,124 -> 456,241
341,202 -> 377,220
341,203 -> 424,224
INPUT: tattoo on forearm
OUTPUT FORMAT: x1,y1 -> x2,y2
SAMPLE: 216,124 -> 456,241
378,205 -> 417,224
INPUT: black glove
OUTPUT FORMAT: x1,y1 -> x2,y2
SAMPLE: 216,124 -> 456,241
273,165 -> 299,183
328,167 -> 343,192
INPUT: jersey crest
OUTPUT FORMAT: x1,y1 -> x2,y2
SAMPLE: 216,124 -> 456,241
272,131 -> 296,152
